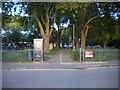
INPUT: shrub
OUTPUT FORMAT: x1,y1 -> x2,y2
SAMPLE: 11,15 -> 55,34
71,49 -> 80,61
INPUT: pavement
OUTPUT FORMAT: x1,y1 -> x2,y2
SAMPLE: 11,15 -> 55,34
46,49 -> 73,63
1,49 -> 120,70
1,60 -> 119,70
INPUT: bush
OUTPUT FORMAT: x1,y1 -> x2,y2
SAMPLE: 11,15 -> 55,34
71,49 -> 80,61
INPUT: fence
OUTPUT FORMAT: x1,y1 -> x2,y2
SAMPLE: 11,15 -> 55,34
71,49 -> 120,61
84,49 -> 119,61
2,50 -> 33,62
1,49 -> 120,62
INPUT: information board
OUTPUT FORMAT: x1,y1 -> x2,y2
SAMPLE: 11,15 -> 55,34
34,39 -> 43,61
85,51 -> 93,58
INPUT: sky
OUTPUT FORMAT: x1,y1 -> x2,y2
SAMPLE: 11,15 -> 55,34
0,8 -> 2,13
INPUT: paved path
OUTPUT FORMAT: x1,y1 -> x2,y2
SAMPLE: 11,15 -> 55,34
47,49 -> 73,63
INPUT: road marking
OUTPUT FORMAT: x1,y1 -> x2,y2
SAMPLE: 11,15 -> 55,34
2,68 -> 77,71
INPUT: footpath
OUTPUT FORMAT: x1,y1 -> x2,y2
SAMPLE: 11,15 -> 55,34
46,49 -> 73,63
1,49 -> 119,70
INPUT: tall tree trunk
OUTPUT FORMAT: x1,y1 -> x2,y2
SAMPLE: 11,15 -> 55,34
75,23 -> 80,49
75,39 -> 79,49
81,30 -> 86,51
81,25 -> 90,51
80,14 -> 101,51
33,5 -> 57,53
103,41 -> 107,48
56,40 -> 60,49
44,36 -> 50,52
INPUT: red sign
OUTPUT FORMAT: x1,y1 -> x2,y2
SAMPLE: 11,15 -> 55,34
85,51 -> 93,57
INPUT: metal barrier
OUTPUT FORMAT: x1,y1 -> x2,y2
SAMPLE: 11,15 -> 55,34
2,50 -> 33,62
71,49 -> 119,61
89,49 -> 119,61
2,49 -> 120,62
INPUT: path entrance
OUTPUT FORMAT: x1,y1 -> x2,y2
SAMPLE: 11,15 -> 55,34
46,49 -> 73,63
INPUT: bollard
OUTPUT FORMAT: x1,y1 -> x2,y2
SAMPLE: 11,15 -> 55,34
60,53 -> 62,63
80,48 -> 81,62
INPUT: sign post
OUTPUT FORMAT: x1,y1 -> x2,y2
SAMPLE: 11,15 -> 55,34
34,39 -> 43,62
82,49 -> 85,61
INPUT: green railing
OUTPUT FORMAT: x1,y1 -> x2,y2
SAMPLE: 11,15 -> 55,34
71,49 -> 119,61
2,49 -> 120,62
2,50 -> 33,62
84,49 -> 119,61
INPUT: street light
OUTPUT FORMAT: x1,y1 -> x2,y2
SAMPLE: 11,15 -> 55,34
69,24 -> 75,50
72,24 -> 75,50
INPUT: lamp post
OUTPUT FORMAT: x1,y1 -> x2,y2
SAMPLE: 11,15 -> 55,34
69,24 -> 75,50
72,24 -> 75,50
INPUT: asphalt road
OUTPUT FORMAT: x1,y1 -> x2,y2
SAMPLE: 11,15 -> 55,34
2,67 -> 118,88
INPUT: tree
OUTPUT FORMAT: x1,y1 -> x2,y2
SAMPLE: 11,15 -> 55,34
51,6 -> 70,49
27,2 -> 62,52
62,2 -> 102,50
89,2 -> 120,48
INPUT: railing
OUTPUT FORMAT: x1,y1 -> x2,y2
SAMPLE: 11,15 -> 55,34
71,49 -> 119,61
2,50 -> 33,62
1,49 -> 120,62
84,49 -> 119,61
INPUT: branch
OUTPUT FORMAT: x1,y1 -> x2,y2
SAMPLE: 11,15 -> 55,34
51,31 -> 56,39
40,10 -> 46,26
49,3 -> 61,16
83,14 -> 101,31
85,25 -> 92,37
50,10 -> 57,35
50,28 -> 53,35
33,11 -> 45,39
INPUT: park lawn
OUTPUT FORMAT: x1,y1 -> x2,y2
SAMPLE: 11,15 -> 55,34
44,49 -> 60,55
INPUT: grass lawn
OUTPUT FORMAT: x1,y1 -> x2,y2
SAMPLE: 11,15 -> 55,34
44,49 -> 60,55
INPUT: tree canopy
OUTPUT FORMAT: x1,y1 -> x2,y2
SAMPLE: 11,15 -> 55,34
2,2 -> 120,50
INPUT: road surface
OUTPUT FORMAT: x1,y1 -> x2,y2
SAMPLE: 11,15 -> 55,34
2,67 -> 118,88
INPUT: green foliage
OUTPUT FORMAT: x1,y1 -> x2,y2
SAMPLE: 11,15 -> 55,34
61,28 -> 72,45
2,2 -> 120,49
2,30 -> 22,44
71,49 -> 80,61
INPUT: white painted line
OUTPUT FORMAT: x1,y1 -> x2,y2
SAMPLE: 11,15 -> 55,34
61,63 -> 82,64
2,68 -> 77,71
84,62 -> 108,64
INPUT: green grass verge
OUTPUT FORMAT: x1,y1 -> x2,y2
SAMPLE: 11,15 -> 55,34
44,49 -> 60,55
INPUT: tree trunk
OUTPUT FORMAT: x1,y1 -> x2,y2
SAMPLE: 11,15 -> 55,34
75,39 -> 79,49
103,41 -> 107,48
74,22 -> 80,49
81,30 -> 86,51
44,36 -> 50,52
56,40 -> 60,49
